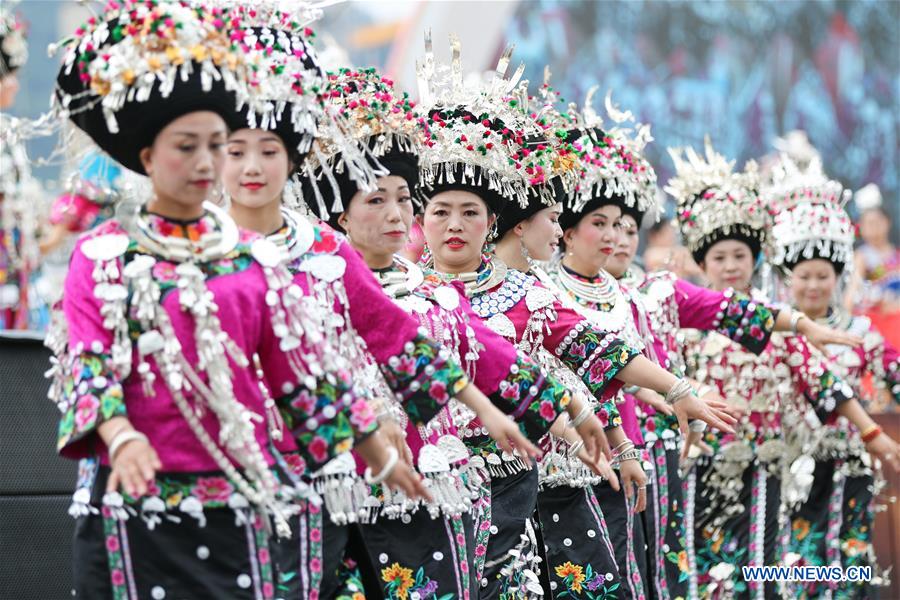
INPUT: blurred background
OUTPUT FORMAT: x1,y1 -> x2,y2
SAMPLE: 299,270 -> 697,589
13,0 -> 899,233
2,1 -> 898,594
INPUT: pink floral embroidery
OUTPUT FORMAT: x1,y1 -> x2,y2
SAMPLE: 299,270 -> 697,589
110,569 -> 125,586
311,227 -> 339,254
105,535 -> 119,553
349,399 -> 375,431
501,385 -> 520,401
309,436 -> 329,462
539,400 -> 557,421
258,547 -> 270,565
569,342 -> 587,359
262,582 -> 274,598
475,545 -> 486,557
429,381 -> 448,402
588,359 -> 613,384
151,261 -> 177,282
284,453 -> 307,476
144,480 -> 162,497
396,355 -> 417,376
310,527 -> 322,542
74,395 -> 99,431
597,408 -> 610,428
191,477 -> 234,503
310,557 -> 322,573
291,390 -> 317,416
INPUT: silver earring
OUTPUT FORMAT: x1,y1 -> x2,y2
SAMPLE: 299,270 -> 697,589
486,221 -> 499,242
520,237 -> 536,269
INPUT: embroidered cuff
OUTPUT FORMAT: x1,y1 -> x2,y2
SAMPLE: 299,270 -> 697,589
489,356 -> 572,442
811,369 -> 854,421
57,351 -> 127,459
595,399 -> 623,430
380,331 -> 469,426
556,326 -> 641,413
278,376 -> 376,471
713,290 -> 778,355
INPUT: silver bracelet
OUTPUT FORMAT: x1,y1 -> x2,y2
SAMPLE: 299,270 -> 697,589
615,448 -> 642,463
567,440 -> 585,457
612,440 -> 631,454
790,310 -> 807,333
568,404 -> 593,429
364,446 -> 400,486
665,379 -> 694,405
108,430 -> 150,463
613,441 -> 635,457
688,420 -> 708,433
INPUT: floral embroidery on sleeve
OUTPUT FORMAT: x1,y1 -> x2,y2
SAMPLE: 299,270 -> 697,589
277,376 -> 376,471
784,335 -> 853,420
594,399 -> 622,430
810,368 -> 853,420
379,331 -> 469,426
489,355 -> 572,442
554,324 -> 638,428
866,337 -> 900,405
713,290 -> 778,355
57,350 -> 127,456
887,357 -> 900,405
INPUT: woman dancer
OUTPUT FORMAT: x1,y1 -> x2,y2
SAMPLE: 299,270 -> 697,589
219,42 -> 562,596
1,2 -> 47,330
669,141 -> 893,600
766,156 -> 900,599
47,3 -> 426,597
415,36 -> 735,599
298,66 -> 612,600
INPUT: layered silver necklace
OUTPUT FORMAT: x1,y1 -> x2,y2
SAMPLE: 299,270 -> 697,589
552,263 -> 633,335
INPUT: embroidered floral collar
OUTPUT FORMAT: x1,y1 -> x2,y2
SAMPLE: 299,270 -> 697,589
143,210 -> 216,242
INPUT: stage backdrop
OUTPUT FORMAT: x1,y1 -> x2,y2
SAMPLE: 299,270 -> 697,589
505,0 -> 898,223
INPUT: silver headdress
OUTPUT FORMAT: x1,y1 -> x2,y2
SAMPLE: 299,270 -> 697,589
415,30 -> 542,210
565,88 -> 658,221
667,137 -> 768,261
765,155 -> 853,273
0,0 -> 27,75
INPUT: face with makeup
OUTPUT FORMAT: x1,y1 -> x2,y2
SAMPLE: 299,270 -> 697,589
700,239 -> 755,292
339,175 -> 414,268
789,258 -> 838,318
605,213 -> 639,279
420,190 -> 494,274
139,111 -> 227,217
562,203 -> 621,276
513,203 -> 564,262
222,128 -> 292,210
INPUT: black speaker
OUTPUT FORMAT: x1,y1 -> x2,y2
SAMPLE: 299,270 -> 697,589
0,333 -> 76,494
0,495 -> 75,598
0,333 -> 76,598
